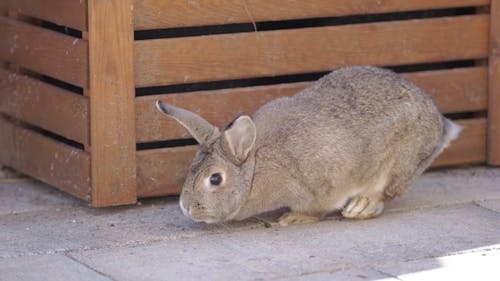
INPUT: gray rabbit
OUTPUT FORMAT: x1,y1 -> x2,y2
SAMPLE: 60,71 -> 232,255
156,66 -> 461,226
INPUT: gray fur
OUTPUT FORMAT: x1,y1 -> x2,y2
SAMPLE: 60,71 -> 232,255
157,66 -> 461,225
155,100 -> 219,144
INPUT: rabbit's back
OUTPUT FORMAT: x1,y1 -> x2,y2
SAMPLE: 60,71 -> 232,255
252,66 -> 443,196
256,66 -> 439,127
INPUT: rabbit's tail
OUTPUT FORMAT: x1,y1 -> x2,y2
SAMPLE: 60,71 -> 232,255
415,117 -> 462,174
441,117 -> 462,150
384,117 -> 462,199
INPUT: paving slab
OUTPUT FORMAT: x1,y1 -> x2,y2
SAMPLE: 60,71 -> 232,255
0,254 -> 112,281
0,182 -> 82,216
0,195 -> 260,258
377,246 -> 500,281
1,167 -> 499,260
68,204 -> 500,281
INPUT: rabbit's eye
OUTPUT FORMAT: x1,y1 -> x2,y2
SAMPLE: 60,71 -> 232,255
209,173 -> 223,186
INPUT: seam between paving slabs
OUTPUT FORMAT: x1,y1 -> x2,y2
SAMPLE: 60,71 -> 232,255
262,266 -> 399,281
64,253 -> 119,281
442,245 -> 500,257
473,200 -> 500,215
375,269 -> 404,281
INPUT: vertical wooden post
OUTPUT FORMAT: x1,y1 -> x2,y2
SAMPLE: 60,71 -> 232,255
88,0 -> 137,206
489,0 -> 500,165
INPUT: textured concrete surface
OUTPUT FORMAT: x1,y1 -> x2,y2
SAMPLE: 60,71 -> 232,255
0,166 -> 499,280
70,204 -> 500,281
477,199 -> 500,213
0,181 -> 80,216
0,254 -> 112,281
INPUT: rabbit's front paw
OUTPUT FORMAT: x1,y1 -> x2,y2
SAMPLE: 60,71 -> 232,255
279,212 -> 320,226
342,195 -> 384,220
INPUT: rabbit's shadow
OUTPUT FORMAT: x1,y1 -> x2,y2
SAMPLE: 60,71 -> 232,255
184,208 -> 346,231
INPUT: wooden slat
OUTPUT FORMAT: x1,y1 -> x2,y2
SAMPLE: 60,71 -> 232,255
402,66 -> 488,113
3,0 -> 87,31
0,2 -> 7,16
0,69 -> 89,144
135,15 -> 489,87
136,67 -> 487,142
134,0 -> 490,30
136,146 -> 196,197
0,117 -> 91,200
136,118 -> 486,197
488,0 -> 500,165
88,0 -> 137,207
433,118 -> 487,167
0,17 -> 88,87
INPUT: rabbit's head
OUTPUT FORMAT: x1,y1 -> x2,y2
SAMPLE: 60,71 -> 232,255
156,101 -> 257,223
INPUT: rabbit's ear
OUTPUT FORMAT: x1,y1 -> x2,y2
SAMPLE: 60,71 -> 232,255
222,116 -> 256,164
156,100 -> 219,144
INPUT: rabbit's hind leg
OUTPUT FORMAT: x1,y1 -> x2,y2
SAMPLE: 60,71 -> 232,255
341,170 -> 388,220
341,195 -> 384,219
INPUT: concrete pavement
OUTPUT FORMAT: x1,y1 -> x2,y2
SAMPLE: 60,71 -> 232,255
0,166 -> 499,280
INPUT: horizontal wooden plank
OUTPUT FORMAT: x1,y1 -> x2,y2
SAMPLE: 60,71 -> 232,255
135,15 -> 489,87
3,0 -> 87,31
0,117 -> 91,200
0,2 -> 7,16
433,118 -> 486,167
136,67 -> 487,142
0,17 -> 88,87
0,68 -> 89,144
136,146 -> 196,197
136,118 -> 486,197
134,0 -> 490,30
402,66 -> 488,113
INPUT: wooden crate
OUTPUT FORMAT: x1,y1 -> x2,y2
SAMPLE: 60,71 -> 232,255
0,0 -> 499,206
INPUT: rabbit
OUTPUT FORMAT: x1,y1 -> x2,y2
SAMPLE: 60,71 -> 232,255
155,66 -> 462,226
